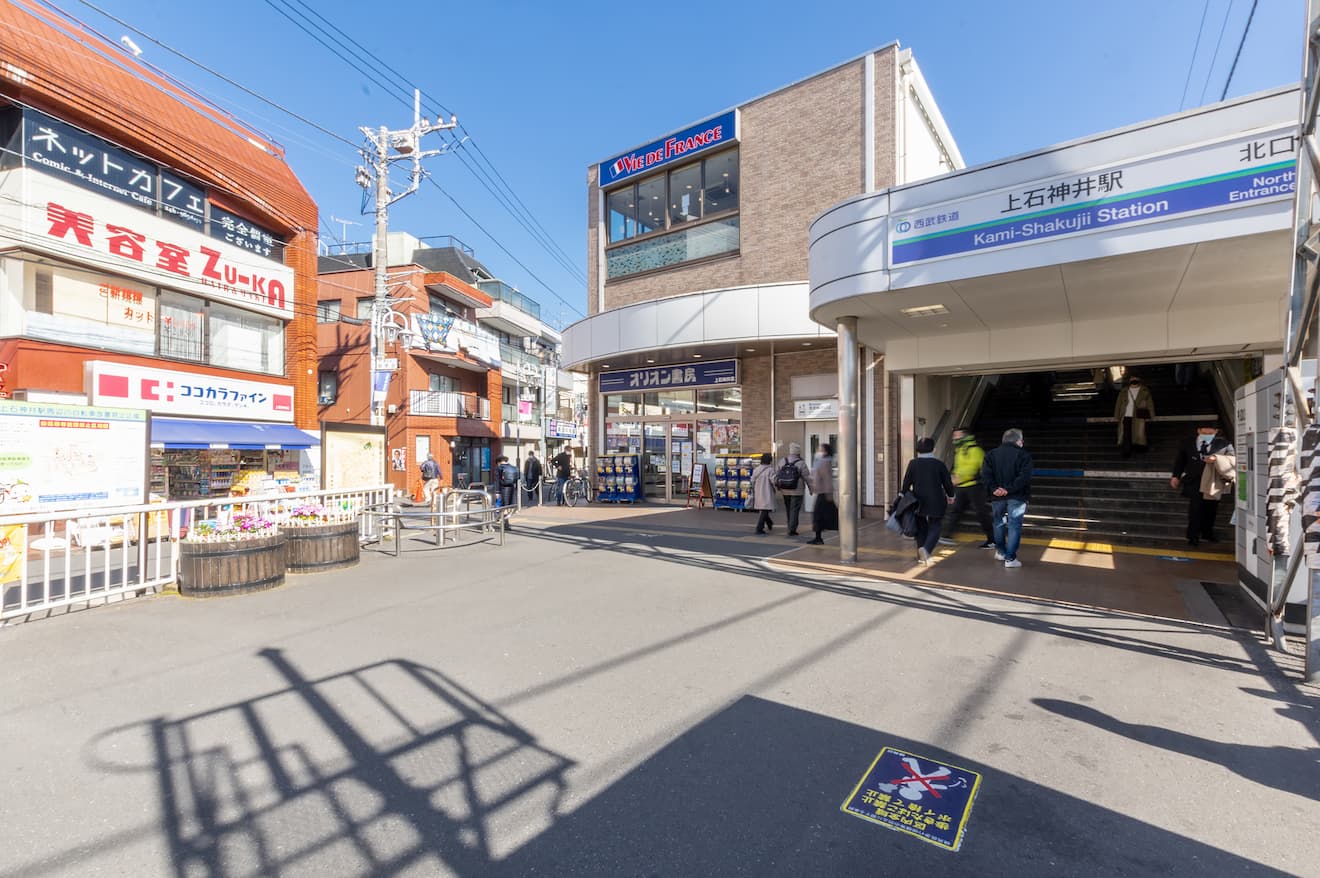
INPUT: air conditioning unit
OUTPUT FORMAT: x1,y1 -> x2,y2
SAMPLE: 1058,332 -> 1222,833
387,404 -> 398,414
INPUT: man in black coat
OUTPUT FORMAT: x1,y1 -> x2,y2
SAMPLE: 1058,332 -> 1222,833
1171,422 -> 1234,546
900,437 -> 955,565
551,449 -> 573,506
523,451 -> 543,506
981,428 -> 1034,568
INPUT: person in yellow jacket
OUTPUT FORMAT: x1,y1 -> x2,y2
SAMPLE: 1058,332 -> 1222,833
944,428 -> 996,548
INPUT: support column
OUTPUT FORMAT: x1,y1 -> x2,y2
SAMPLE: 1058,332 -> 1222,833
837,317 -> 860,564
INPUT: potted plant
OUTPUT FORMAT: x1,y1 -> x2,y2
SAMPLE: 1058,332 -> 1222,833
282,502 -> 360,574
178,512 -> 286,596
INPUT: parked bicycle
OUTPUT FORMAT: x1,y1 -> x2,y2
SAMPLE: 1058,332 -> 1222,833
562,469 -> 592,507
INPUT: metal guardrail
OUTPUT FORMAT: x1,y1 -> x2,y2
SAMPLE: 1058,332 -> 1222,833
0,484 -> 393,623
360,489 -> 507,555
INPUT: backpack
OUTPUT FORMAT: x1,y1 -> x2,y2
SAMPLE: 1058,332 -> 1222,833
499,463 -> 518,487
419,459 -> 439,480
775,459 -> 801,490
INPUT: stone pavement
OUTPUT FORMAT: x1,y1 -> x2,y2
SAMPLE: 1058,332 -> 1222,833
0,502 -> 1316,876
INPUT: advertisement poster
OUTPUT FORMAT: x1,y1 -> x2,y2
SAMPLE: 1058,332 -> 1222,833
391,448 -> 406,472
0,525 -> 24,585
0,400 -> 147,513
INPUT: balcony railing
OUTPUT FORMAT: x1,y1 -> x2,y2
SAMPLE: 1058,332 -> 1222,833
499,343 -> 542,375
478,280 -> 541,321
410,390 -> 491,420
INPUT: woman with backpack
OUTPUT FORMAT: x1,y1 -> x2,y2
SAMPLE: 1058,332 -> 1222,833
776,442 -> 813,536
750,452 -> 777,534
900,436 -> 955,565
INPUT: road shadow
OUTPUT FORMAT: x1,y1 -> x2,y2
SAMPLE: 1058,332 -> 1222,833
499,695 -> 1286,876
1034,697 -> 1320,802
73,649 -> 573,877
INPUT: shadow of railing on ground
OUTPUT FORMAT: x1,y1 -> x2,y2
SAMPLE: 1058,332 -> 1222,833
79,650 -> 573,877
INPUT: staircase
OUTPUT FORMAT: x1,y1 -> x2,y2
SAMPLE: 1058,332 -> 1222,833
960,364 -> 1231,549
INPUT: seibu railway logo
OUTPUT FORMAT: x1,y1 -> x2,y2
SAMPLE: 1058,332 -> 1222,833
43,202 -> 288,312
600,110 -> 738,185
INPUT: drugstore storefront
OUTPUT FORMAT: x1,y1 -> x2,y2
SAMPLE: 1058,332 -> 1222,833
600,360 -> 742,502
85,361 -> 319,500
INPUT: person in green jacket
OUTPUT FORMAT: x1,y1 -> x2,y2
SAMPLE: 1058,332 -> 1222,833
944,428 -> 996,548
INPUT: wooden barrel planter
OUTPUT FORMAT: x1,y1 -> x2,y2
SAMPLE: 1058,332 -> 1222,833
179,533 -> 287,597
284,521 -> 360,574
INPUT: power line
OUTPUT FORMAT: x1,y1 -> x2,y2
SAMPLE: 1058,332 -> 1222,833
426,177 -> 584,320
270,0 -> 586,285
65,0 -> 359,150
1198,0 -> 1237,106
1219,0 -> 1260,101
53,0 -> 583,318
1179,0 -> 1212,110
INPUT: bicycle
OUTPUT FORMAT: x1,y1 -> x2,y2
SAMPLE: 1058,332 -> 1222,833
562,469 -> 592,507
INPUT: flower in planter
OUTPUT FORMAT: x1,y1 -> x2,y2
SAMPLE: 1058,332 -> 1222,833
288,502 -> 327,526
285,501 -> 356,527
184,514 -> 278,543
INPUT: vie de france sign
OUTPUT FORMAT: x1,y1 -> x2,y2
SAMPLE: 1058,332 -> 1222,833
599,110 -> 738,187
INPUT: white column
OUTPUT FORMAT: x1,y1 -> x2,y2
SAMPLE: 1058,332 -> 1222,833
837,317 -> 860,564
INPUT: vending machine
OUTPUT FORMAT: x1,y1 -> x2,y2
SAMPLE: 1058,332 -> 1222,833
1235,369 -> 1308,632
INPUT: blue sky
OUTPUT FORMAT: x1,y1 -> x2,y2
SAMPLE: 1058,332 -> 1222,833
52,0 -> 1303,325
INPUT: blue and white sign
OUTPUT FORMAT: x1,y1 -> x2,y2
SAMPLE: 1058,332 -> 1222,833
599,359 -> 738,393
599,111 -> 738,188
890,127 -> 1299,266
841,747 -> 983,852
547,419 -> 578,440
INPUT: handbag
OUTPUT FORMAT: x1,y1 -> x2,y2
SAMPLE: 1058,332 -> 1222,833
1135,407 -> 1151,420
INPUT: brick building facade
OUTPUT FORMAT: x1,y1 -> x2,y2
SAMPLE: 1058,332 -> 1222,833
563,44 -> 961,508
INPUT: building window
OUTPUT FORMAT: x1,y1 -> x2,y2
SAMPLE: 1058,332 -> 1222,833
208,301 -> 284,374
318,371 -> 338,404
604,147 -> 739,278
22,261 -> 156,356
356,297 -> 375,319
317,299 -> 341,323
158,290 -> 206,361
429,373 -> 458,393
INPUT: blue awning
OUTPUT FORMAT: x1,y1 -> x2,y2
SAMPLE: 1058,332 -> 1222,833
151,418 -> 320,450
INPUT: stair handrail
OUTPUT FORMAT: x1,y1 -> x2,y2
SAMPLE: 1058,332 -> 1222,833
933,374 -> 996,463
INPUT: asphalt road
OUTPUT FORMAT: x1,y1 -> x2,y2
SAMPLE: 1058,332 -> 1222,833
0,505 -> 1316,877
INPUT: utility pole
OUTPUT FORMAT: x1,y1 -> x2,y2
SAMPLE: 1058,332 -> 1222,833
356,90 -> 458,427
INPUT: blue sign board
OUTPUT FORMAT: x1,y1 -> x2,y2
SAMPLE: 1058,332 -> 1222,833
599,359 -> 738,393
893,160 -> 1295,266
22,109 -> 205,229
841,747 -> 982,851
599,110 -> 737,187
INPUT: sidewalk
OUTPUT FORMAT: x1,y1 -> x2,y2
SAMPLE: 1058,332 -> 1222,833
516,501 -> 1240,625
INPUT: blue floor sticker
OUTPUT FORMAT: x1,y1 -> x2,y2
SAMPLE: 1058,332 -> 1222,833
841,747 -> 982,851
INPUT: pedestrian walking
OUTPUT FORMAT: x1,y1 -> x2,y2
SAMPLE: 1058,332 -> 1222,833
1115,374 -> 1154,459
807,443 -> 837,545
1171,422 -> 1236,547
495,455 -> 519,528
900,437 -> 955,565
523,451 -> 543,506
419,454 -> 442,507
750,452 -> 777,534
981,428 -> 1034,568
946,428 -> 996,548
551,449 -> 572,506
775,442 -> 812,536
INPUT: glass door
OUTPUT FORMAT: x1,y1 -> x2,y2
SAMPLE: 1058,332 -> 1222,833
642,422 -> 667,500
803,427 -> 838,513
670,422 -> 694,500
